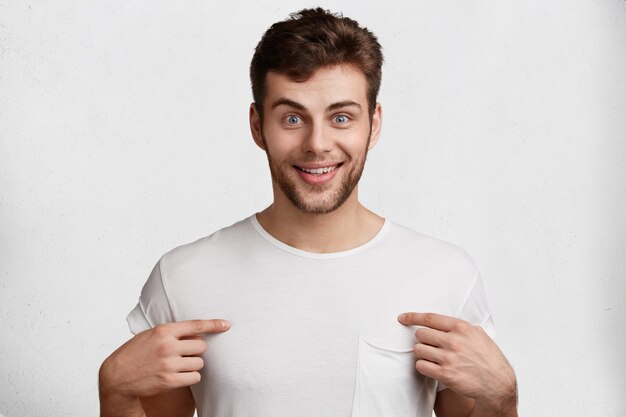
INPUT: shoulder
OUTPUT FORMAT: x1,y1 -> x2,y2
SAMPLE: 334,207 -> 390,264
384,221 -> 487,318
158,215 -> 255,273
384,220 -> 479,278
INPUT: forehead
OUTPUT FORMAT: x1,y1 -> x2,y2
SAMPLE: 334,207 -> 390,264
264,65 -> 368,110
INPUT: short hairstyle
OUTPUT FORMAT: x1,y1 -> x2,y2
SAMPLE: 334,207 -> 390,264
250,8 -> 383,119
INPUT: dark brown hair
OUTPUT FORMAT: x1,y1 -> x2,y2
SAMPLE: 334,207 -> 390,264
250,8 -> 383,119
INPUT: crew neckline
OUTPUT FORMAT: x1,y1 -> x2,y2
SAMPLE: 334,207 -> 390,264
249,213 -> 392,259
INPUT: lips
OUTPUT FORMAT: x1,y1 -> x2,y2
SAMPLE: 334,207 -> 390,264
294,163 -> 343,185
295,164 -> 340,174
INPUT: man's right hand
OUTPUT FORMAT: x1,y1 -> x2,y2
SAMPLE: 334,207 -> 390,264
99,319 -> 231,401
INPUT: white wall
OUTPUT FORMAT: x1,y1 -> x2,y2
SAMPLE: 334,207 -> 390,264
1,1 -> 624,416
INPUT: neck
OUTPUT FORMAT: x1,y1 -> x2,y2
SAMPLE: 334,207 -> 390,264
255,187 -> 385,254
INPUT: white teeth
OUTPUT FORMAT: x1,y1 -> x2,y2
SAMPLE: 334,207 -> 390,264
300,166 -> 337,174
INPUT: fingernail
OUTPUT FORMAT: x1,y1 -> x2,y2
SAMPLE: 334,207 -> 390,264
222,320 -> 231,329
398,314 -> 406,322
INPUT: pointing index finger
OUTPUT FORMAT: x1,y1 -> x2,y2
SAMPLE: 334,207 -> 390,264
397,312 -> 456,332
169,319 -> 231,338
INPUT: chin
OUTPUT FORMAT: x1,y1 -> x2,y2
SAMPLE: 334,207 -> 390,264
287,185 -> 355,215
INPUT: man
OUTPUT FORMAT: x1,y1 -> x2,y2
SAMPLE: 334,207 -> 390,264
99,8 -> 518,417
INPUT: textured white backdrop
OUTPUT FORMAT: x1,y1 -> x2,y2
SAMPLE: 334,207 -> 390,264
1,1 -> 625,416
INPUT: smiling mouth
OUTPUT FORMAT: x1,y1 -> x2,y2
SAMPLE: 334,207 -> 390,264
294,163 -> 344,175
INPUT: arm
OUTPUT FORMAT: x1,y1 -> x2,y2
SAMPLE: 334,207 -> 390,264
398,312 -> 518,417
434,388 -> 519,417
99,373 -> 195,417
434,388 -> 474,417
99,319 -> 230,417
140,387 -> 196,417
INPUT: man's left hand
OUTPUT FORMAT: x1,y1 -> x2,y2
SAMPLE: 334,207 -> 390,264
397,312 -> 517,413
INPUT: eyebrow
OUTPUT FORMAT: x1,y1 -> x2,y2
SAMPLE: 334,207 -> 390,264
271,98 -> 305,111
271,98 -> 362,112
328,100 -> 362,112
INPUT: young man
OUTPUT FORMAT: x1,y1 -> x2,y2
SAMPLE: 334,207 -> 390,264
99,8 -> 518,417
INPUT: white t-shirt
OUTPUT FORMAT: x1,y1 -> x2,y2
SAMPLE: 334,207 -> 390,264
127,213 -> 495,417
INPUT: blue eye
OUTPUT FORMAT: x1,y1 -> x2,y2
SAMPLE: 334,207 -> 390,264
286,115 -> 301,125
334,115 -> 349,124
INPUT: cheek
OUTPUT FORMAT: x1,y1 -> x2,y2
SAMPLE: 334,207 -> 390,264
262,127 -> 302,159
341,127 -> 371,150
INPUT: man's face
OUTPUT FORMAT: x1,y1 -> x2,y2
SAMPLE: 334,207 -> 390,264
250,65 -> 382,214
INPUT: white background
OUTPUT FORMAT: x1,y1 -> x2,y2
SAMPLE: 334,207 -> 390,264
1,1 -> 625,416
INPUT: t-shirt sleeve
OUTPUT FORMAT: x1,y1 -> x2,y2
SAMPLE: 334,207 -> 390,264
436,269 -> 496,392
126,258 -> 175,335
457,270 -> 496,339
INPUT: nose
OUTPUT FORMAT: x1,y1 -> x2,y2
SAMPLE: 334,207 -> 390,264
301,120 -> 333,154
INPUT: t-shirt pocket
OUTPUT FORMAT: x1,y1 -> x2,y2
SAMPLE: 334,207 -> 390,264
351,337 -> 437,417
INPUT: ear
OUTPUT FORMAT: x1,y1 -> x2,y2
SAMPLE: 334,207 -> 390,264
249,103 -> 266,150
367,102 -> 383,151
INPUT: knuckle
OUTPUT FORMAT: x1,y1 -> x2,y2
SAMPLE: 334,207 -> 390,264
158,358 -> 177,373
439,364 -> 453,381
452,320 -> 470,333
423,313 -> 434,325
156,341 -> 175,357
153,325 -> 170,338
440,351 -> 453,364
157,372 -> 175,388
447,338 -> 462,352
191,320 -> 205,333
